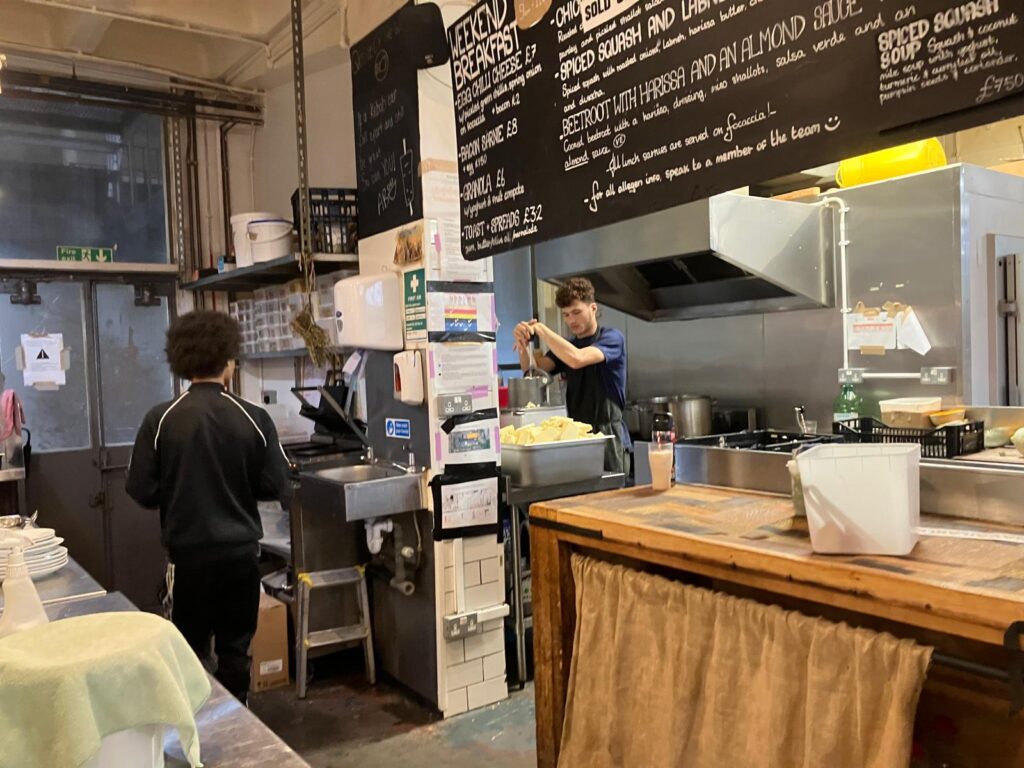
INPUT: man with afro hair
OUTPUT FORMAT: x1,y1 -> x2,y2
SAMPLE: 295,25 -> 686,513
127,310 -> 291,702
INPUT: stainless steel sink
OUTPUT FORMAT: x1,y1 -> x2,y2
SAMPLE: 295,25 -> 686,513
303,464 -> 423,522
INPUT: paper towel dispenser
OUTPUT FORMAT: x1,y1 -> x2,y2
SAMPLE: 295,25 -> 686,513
334,272 -> 404,351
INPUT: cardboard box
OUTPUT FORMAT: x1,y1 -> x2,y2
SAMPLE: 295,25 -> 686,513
251,592 -> 290,692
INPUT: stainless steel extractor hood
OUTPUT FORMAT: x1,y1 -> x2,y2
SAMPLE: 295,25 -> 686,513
534,193 -> 835,322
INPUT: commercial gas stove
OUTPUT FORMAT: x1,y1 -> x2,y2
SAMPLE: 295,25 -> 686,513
674,430 -> 847,494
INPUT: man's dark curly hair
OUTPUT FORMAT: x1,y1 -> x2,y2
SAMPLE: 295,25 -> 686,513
165,310 -> 241,380
555,277 -> 596,308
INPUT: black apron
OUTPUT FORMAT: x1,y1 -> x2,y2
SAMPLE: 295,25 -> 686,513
563,329 -> 628,474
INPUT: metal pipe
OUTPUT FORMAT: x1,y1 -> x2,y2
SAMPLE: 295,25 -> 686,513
22,0 -> 272,54
931,652 -> 1008,682
821,196 -> 851,371
220,122 -> 236,259
862,372 -> 923,380
0,40 -> 263,97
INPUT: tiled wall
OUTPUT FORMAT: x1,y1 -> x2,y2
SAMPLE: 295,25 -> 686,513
440,535 -> 508,716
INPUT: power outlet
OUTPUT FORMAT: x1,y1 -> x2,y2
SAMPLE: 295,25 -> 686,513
444,612 -> 480,640
262,390 -> 277,405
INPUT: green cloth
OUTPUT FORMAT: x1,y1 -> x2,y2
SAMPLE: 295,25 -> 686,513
0,612 -> 211,768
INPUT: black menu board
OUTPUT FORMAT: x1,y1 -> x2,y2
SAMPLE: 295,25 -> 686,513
449,0 -> 1024,260
352,3 -> 423,238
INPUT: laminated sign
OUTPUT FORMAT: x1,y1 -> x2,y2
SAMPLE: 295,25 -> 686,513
846,301 -> 931,356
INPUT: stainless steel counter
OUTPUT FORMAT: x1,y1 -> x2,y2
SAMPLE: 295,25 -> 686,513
44,591 -> 310,768
0,557 -> 106,611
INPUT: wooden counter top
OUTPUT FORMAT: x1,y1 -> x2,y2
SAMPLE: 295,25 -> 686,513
532,483 -> 1024,646
530,483 -> 1024,767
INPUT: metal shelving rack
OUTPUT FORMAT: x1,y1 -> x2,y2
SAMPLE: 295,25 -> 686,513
182,252 -> 356,293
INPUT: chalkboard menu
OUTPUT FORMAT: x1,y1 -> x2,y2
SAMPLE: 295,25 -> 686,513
352,3 -> 423,238
449,0 -> 1024,260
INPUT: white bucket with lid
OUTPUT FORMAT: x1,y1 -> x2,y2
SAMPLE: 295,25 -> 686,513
795,443 -> 920,556
248,219 -> 293,263
230,212 -> 275,267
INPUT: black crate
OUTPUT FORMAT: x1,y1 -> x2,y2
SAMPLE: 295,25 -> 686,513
291,188 -> 358,255
832,417 -> 984,459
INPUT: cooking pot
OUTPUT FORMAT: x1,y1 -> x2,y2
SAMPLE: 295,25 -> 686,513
509,369 -> 554,409
635,395 -> 713,439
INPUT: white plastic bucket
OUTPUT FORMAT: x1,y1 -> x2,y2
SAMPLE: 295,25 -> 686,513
83,725 -> 165,768
231,212 -> 275,267
795,443 -> 920,556
248,219 -> 293,263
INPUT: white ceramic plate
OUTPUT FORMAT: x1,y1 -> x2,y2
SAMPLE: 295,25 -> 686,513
0,537 -> 64,559
0,528 -> 56,548
0,548 -> 68,576
0,557 -> 69,581
22,545 -> 68,565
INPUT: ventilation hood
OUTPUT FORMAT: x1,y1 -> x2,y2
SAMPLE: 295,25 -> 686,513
534,193 -> 835,322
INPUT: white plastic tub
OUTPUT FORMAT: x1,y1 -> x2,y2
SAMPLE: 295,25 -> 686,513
248,219 -> 293,263
795,443 -> 920,555
230,212 -> 275,267
82,725 -> 165,768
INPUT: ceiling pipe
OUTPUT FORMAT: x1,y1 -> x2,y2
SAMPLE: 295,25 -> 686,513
22,0 -> 272,55
0,40 -> 263,98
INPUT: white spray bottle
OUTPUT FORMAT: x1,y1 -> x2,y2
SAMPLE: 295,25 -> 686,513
0,546 -> 49,638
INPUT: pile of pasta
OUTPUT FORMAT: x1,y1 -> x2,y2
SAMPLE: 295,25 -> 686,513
501,416 -> 602,446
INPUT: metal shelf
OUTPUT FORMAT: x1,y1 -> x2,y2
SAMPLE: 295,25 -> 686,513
242,346 -> 346,361
182,252 -> 357,292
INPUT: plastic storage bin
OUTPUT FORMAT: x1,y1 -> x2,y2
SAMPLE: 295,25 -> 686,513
291,188 -> 358,254
795,443 -> 920,556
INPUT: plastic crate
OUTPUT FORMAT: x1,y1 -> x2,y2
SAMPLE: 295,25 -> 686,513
832,417 -> 984,459
291,188 -> 358,255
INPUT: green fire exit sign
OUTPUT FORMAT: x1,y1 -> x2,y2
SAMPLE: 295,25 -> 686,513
57,246 -> 114,263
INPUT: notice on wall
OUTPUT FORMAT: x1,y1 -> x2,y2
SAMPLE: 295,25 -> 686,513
20,334 -> 66,387
426,291 -> 497,340
449,0 -> 1024,260
423,170 -> 493,282
404,268 -> 427,343
429,343 -> 498,394
351,3 -> 422,238
439,476 -> 500,530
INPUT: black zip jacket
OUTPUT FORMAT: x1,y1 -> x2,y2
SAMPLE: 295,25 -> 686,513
126,382 -> 291,562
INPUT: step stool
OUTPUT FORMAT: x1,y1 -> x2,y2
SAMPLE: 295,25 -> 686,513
295,566 -> 375,699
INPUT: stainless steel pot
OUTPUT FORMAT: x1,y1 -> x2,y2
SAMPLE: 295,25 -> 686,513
509,370 -> 555,409
635,395 -> 713,439
668,395 -> 713,439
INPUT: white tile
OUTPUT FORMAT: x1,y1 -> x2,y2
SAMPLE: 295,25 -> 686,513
483,650 -> 505,680
445,687 -> 469,717
444,590 -> 457,615
467,677 -> 508,710
463,561 -> 481,588
481,618 -> 504,633
479,556 -> 501,584
465,581 -> 504,610
443,566 -> 456,593
447,658 -> 483,691
465,627 -> 504,661
445,639 -> 465,666
463,534 -> 499,563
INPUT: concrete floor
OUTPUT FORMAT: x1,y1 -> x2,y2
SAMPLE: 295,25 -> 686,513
250,655 -> 536,768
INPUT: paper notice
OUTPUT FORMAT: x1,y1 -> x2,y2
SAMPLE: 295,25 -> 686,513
896,307 -> 932,355
846,311 -> 896,351
427,292 -> 496,335
439,476 -> 499,530
429,343 -> 497,394
21,334 -> 65,387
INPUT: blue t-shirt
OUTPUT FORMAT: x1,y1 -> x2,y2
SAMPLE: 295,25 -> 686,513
546,327 -> 629,449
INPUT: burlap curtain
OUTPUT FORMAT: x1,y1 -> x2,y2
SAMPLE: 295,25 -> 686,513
559,555 -> 933,768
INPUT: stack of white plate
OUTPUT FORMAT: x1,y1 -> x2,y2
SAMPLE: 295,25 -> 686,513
0,527 -> 68,580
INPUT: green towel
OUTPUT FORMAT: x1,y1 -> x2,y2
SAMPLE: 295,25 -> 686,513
0,612 -> 211,768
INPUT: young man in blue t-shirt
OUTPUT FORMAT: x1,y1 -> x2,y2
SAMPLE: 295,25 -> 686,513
513,277 -> 631,474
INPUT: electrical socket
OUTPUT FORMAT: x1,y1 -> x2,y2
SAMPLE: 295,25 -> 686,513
443,612 -> 480,640
262,390 -> 277,405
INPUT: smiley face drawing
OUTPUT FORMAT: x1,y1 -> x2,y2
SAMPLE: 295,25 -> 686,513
825,115 -> 841,132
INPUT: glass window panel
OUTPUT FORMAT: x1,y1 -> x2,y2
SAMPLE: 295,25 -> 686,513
95,284 -> 173,446
0,99 -> 169,263
0,283 -> 91,452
